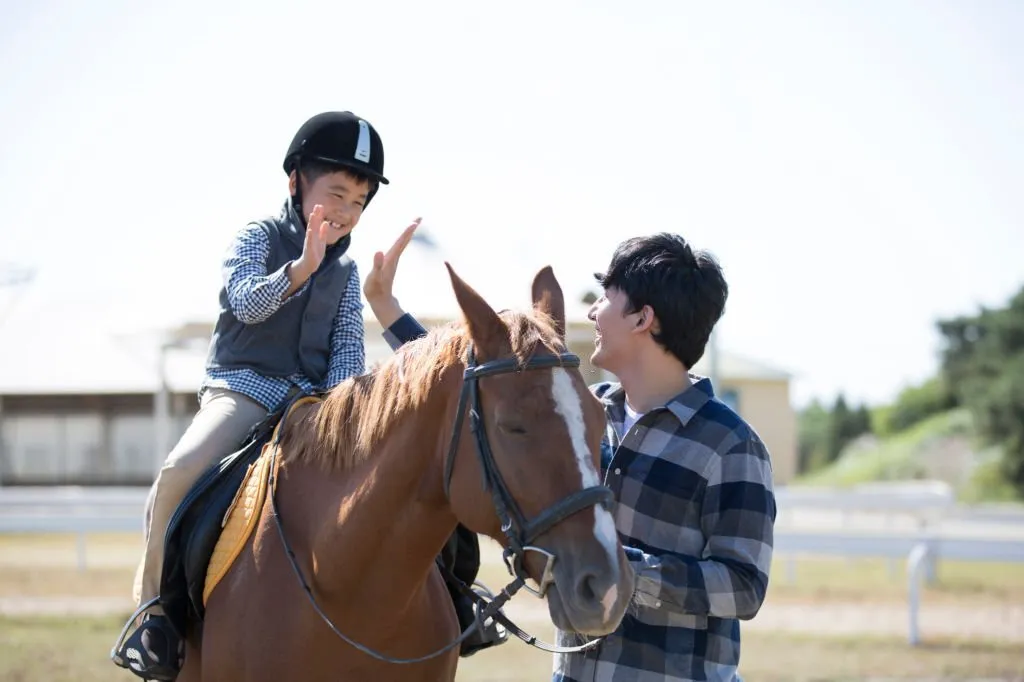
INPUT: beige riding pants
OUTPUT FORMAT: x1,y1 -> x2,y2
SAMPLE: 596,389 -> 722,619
133,387 -> 269,608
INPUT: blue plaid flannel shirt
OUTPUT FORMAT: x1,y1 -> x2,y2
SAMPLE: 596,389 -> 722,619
553,380 -> 776,682
201,223 -> 366,411
383,314 -> 776,682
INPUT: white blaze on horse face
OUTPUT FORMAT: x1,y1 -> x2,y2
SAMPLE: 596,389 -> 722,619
550,368 -> 621,622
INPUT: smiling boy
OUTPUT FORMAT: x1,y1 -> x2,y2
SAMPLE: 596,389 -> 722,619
114,111 -> 389,680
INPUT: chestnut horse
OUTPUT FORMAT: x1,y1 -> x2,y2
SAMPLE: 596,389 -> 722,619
178,264 -> 634,681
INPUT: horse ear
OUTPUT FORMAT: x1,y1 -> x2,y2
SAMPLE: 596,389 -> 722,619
446,262 -> 508,360
531,265 -> 566,339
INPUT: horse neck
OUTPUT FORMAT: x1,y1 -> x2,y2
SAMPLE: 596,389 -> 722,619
280,367 -> 463,615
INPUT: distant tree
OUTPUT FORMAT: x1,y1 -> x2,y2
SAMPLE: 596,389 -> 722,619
938,285 -> 1024,493
854,404 -> 872,436
877,377 -> 958,434
797,399 -> 831,473
826,393 -> 875,463
798,394 -> 876,473
825,394 -> 852,463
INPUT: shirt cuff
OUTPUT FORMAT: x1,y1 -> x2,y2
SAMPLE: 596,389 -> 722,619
276,262 -> 307,302
382,313 -> 427,350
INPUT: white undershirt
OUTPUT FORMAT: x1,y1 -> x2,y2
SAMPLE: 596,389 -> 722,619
622,400 -> 644,437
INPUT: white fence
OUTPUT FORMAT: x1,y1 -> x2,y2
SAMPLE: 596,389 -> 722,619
3,483 -> 1024,646
774,529 -> 1024,645
774,480 -> 957,528
0,486 -> 147,537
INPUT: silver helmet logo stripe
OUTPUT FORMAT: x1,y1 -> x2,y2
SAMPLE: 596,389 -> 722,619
354,120 -> 371,163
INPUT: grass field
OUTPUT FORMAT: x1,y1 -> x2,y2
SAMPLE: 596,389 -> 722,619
2,533 -> 1023,680
3,613 -> 1023,682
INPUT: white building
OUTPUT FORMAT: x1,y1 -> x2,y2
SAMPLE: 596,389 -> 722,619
0,315 -> 796,486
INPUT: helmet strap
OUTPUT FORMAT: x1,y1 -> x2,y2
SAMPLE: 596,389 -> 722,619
291,163 -> 307,228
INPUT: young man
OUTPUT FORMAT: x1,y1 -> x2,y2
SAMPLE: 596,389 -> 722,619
114,111 -> 389,680
365,231 -> 777,681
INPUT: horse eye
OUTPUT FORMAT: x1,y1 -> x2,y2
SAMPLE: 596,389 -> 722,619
500,423 -> 527,435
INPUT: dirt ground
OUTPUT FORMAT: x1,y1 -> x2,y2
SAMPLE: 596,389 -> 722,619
2,533 -> 1023,680
3,532 -> 1023,641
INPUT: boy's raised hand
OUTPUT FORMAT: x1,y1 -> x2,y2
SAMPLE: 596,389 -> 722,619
363,218 -> 420,303
285,205 -> 331,296
299,205 -> 330,275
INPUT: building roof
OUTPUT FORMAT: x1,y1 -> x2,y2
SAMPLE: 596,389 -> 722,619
0,313 -> 790,396
692,351 -> 793,382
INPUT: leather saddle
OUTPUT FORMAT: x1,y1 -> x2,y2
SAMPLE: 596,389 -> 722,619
158,394 -> 301,640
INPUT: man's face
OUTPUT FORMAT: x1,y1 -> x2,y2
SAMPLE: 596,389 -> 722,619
295,170 -> 369,245
587,287 -> 642,373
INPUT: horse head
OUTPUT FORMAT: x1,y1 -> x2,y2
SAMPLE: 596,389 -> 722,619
442,263 -> 634,636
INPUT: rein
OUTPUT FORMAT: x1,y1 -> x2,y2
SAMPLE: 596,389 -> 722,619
269,344 -> 615,664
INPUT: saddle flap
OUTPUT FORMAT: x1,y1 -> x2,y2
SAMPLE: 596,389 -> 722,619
202,444 -> 279,606
158,394 -> 320,640
159,425 -> 272,639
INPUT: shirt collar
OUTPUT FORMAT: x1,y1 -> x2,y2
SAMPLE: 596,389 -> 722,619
599,374 -> 714,428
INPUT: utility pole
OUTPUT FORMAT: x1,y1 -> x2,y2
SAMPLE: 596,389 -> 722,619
707,327 -> 720,390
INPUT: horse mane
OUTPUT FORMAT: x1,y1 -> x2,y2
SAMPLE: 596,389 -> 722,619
281,308 -> 565,473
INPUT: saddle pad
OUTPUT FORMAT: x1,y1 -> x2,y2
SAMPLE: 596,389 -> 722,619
202,443 -> 278,606
199,394 -> 321,605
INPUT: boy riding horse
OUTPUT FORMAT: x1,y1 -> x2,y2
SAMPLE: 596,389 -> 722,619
113,111 -> 501,680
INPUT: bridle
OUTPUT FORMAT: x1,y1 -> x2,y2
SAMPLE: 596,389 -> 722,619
269,344 -> 617,664
443,347 -> 613,597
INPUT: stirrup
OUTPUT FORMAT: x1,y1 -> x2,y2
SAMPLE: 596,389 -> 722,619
110,600 -> 182,680
111,597 -> 161,664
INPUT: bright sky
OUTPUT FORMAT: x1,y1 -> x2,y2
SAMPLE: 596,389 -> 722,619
1,0 -> 1022,409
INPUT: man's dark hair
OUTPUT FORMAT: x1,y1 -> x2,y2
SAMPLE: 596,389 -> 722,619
594,233 -> 728,368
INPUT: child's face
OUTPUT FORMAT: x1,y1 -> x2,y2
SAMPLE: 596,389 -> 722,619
299,170 -> 370,245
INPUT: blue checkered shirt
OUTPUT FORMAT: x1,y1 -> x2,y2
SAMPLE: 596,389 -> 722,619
200,223 -> 365,410
382,314 -> 776,681
552,379 -> 776,682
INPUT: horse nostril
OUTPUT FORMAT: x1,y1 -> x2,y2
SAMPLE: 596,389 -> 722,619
575,572 -> 600,604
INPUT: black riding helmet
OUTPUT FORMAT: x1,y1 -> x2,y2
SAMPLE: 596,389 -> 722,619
284,111 -> 389,219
